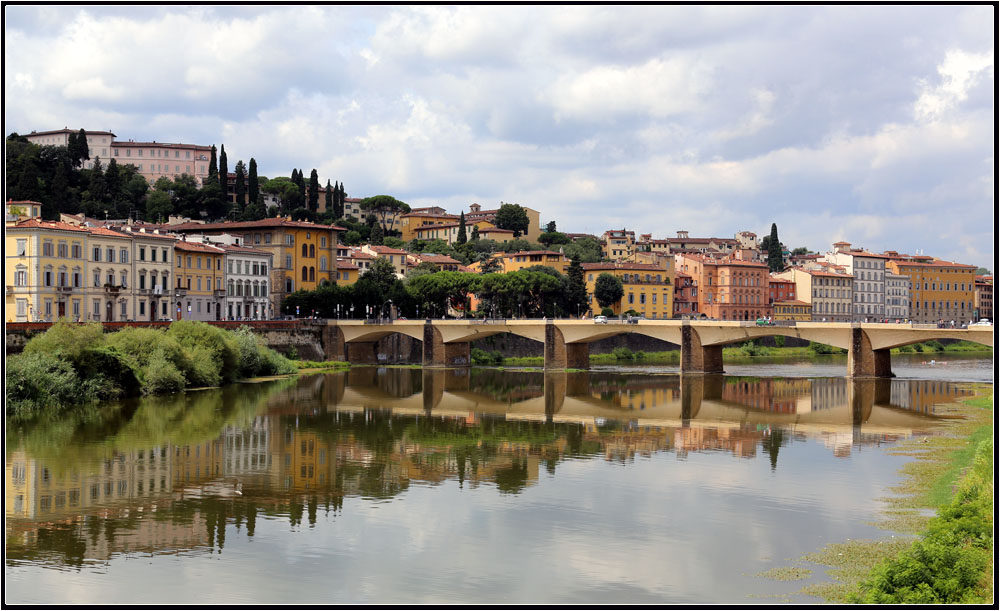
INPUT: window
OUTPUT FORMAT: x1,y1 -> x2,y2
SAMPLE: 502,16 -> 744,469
43,242 -> 54,256
107,247 -> 115,263
58,243 -> 67,257
139,247 -> 146,261
120,249 -> 128,263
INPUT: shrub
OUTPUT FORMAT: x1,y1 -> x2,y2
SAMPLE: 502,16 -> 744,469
924,340 -> 946,353
740,341 -> 769,357
23,321 -> 105,368
600,307 -> 615,317
258,345 -> 297,376
183,344 -> 223,387
774,335 -> 786,348
471,348 -> 504,365
233,326 -> 265,378
167,320 -> 240,384
142,348 -> 187,395
808,341 -> 839,355
612,347 -> 635,360
5,352 -> 81,420
75,345 -> 142,400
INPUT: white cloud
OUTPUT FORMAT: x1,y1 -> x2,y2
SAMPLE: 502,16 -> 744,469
914,49 -> 993,121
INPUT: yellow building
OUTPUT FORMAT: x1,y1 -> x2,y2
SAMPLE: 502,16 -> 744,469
582,260 -> 674,318
884,251 -> 977,325
469,250 -> 572,274
167,218 -> 344,316
772,300 -> 812,321
174,239 -> 226,321
336,259 -> 359,285
398,207 -> 459,242
601,229 -> 636,261
6,218 -> 91,322
412,219 -> 495,245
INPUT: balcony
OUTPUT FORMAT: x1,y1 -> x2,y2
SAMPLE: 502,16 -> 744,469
214,289 -> 227,298
104,284 -> 121,295
174,288 -> 188,297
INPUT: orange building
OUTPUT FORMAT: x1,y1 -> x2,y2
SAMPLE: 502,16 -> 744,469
675,253 -> 769,320
883,251 -> 977,325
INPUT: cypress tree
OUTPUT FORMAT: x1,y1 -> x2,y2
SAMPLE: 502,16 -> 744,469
208,145 -> 218,179
308,168 -> 319,211
218,145 -> 229,197
333,181 -> 344,218
325,180 -> 333,215
567,255 -> 588,317
471,225 -> 480,241
234,160 -> 246,215
248,158 -> 259,206
767,223 -> 783,272
457,211 -> 468,244
296,168 -> 306,204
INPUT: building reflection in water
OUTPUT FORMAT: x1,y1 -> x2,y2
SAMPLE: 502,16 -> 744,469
5,368 -> 972,566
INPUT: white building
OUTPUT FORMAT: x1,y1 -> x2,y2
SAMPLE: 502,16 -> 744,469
885,271 -> 911,321
822,242 -> 888,322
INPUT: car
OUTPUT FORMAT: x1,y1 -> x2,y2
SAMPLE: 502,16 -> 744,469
969,319 -> 992,327
594,315 -> 608,324
755,318 -> 774,326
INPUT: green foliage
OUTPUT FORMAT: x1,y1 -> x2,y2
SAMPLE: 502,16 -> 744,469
594,273 -> 624,308
166,320 -> 240,384
612,347 -> 636,360
600,307 -> 615,317
774,335 -> 786,348
849,439 -> 993,604
23,321 -> 106,368
142,348 -> 187,395
494,203 -> 530,237
471,348 -> 504,365
808,341 -> 843,355
5,352 -> 82,420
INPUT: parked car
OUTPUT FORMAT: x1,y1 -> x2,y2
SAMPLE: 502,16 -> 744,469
594,315 -> 608,324
969,319 -> 992,326
755,318 -> 774,326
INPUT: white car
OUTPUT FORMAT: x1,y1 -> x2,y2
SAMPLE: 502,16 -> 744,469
594,315 -> 608,324
969,319 -> 992,326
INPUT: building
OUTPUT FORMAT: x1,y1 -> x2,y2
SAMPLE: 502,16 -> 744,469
582,260 -> 674,318
672,271 -> 698,318
472,250 -> 572,274
768,275 -> 796,305
6,218 -> 91,322
883,251 -> 977,325
23,129 -> 117,171
674,253 -> 769,321
974,275 -> 993,321
667,231 -> 739,256
174,239 -> 226,321
121,225 -> 177,322
601,229 -> 636,261
214,240 -> 273,321
772,300 -> 812,321
885,271 -> 911,321
412,220 -> 493,245
398,208 -> 459,242
465,203 -> 542,243
360,244 -> 409,277
110,139 -> 213,186
6,199 -> 43,222
407,253 -> 461,272
165,218 -> 344,316
773,265 -> 853,322
477,227 -> 515,244
821,242 -> 889,322
336,259 -> 360,286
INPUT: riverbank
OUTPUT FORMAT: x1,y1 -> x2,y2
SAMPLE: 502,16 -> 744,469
5,321 -> 298,422
756,384 -> 994,603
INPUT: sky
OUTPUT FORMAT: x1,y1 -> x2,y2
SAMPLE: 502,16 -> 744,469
4,5 -> 995,268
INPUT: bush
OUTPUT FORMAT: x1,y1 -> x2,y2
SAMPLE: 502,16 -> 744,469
23,321 -> 105,368
142,348 -> 187,395
740,341 -> 769,357
924,340 -> 946,353
5,352 -> 81,420
471,348 -> 504,365
75,345 -> 142,400
258,345 -> 297,376
167,320 -> 240,384
808,341 -> 841,355
183,344 -> 223,387
600,307 -> 615,317
612,347 -> 635,360
774,335 -> 786,348
233,326 -> 265,378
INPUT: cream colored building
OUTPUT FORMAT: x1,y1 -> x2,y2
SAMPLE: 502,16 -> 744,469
773,265 -> 853,322
6,219 -> 90,322
23,129 -> 117,170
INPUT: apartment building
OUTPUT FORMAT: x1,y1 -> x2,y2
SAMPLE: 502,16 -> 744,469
121,226 -> 176,321
218,242 -> 273,321
473,250 -> 573,274
974,276 -> 993,321
674,253 -> 769,321
174,239 -> 226,321
398,207 -> 459,242
822,241 -> 889,321
166,218 -> 344,316
886,272 -> 911,321
582,260 -> 674,319
672,271 -> 698,318
772,265 -> 853,322
883,252 -> 977,325
465,203 -> 542,243
360,244 -> 409,277
6,219 -> 90,322
111,140 -> 213,186
601,229 -> 636,260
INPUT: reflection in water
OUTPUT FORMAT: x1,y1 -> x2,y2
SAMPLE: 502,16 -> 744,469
5,368 -> 973,583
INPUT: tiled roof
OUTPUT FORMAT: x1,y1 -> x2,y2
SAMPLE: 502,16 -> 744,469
366,245 -> 408,255
174,240 -> 225,254
505,250 -> 565,257
167,218 -> 346,232
112,140 -> 212,150
8,219 -> 89,232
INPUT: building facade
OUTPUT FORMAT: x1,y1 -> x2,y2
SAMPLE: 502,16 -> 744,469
822,242 -> 888,322
174,239 -> 226,321
974,276 -> 993,321
885,271 -> 911,321
110,140 -> 213,186
582,261 -> 674,319
773,266 -> 854,322
675,253 -> 769,321
883,252 -> 977,325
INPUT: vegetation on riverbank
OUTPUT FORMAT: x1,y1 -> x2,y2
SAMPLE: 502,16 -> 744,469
786,386 -> 995,603
294,359 -> 351,371
5,321 -> 296,422
893,340 -> 993,354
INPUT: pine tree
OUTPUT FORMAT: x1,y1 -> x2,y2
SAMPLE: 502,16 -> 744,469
308,168 -> 319,211
208,145 -> 218,179
457,211 -> 468,245
325,180 -> 333,215
248,158 -> 259,206
370,221 -> 384,246
333,181 -> 344,218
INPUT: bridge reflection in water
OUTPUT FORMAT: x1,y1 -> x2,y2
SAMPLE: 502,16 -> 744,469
5,369 -> 969,567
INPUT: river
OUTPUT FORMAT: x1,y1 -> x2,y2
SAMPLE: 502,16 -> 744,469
4,356 -> 993,605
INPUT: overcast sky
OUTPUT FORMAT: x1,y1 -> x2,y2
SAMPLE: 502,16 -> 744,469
4,5 -> 995,267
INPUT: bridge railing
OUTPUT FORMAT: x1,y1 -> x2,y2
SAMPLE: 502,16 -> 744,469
5,320 -> 303,333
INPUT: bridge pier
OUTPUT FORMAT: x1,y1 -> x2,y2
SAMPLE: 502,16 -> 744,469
322,325 -> 346,361
848,328 -> 894,378
680,325 -> 724,374
543,322 -> 590,370
422,323 -> 471,367
345,342 -> 379,365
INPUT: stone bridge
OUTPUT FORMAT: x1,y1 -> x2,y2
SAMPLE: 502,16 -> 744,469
323,319 -> 993,378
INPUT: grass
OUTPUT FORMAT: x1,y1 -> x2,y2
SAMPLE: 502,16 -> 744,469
766,385 -> 996,603
294,359 -> 351,371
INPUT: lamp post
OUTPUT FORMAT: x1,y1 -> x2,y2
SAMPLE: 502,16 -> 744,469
382,299 -> 392,322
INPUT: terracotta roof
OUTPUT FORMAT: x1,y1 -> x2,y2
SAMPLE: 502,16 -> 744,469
413,253 -> 460,264
7,219 -> 89,232
167,218 -> 346,232
366,245 -> 408,255
480,227 -> 514,233
582,262 -> 667,272
336,259 -> 359,270
504,250 -> 566,257
112,140 -> 212,150
174,241 -> 225,254
28,129 -> 116,137
216,243 -> 272,256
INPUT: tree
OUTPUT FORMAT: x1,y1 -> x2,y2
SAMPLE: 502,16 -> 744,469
67,129 -> 89,168
594,273 -> 624,309
248,158 -> 259,208
208,145 -> 218,180
494,203 -> 529,238
308,169 -> 319,212
334,181 -> 345,218
766,223 -> 783,273
369,221 -> 384,246
566,256 -> 588,317
538,231 -> 570,247
457,211 -> 468,245
146,189 -> 173,223
325,180 -> 333,216
791,246 -> 812,256
218,145 -> 229,197
545,220 -> 557,233
233,160 -> 246,218
361,195 -> 411,233
471,225 -> 480,241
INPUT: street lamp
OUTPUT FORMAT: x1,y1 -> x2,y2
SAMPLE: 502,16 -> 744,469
382,299 -> 393,322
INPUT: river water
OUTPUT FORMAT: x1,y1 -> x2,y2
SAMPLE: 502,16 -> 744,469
4,355 -> 993,605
